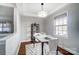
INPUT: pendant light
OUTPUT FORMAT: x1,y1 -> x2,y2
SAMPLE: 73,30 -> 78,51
38,3 -> 47,17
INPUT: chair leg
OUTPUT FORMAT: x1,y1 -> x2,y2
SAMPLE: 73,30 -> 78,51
41,42 -> 44,55
56,46 -> 58,55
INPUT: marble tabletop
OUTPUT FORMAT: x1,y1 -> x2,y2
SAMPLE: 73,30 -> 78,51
34,33 -> 58,42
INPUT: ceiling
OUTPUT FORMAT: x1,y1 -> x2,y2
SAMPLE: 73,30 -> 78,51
17,3 -> 68,18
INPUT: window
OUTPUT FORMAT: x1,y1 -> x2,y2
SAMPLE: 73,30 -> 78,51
54,13 -> 68,37
0,23 -> 2,32
0,22 -> 12,33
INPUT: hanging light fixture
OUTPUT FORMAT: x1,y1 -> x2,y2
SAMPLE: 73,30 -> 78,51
38,3 -> 47,17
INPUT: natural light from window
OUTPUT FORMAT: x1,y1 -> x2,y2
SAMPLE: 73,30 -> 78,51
54,13 -> 68,37
0,22 -> 11,33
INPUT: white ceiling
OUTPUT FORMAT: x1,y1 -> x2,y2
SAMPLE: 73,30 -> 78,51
17,3 -> 68,18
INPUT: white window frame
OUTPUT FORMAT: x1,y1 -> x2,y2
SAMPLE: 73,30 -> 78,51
54,12 -> 68,38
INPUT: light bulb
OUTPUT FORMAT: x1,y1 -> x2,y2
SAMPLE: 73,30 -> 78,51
38,11 -> 47,17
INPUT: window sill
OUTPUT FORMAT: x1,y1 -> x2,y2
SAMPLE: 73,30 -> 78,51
0,33 -> 11,37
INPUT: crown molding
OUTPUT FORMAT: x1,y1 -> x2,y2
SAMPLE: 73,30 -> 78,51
0,3 -> 16,8
47,3 -> 69,17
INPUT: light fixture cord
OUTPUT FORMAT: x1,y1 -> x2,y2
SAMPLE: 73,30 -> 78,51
41,3 -> 44,11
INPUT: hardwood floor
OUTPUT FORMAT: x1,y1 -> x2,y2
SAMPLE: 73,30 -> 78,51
18,42 -> 26,55
57,46 -> 74,55
18,40 -> 73,55
18,41 -> 48,55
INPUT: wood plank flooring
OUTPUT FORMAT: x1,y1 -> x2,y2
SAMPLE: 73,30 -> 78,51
18,41 -> 48,55
18,40 -> 73,55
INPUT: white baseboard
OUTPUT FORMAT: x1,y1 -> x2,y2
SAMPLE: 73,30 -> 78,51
15,42 -> 21,55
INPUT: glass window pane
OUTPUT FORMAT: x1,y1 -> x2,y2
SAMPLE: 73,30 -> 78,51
56,26 -> 59,31
56,19 -> 59,25
6,23 -> 10,26
58,30 -> 63,35
0,23 -> 2,32
59,18 -> 63,25
59,26 -> 62,31
3,23 -> 10,27
3,23 -> 7,27
0,27 -> 2,32
58,18 -> 61,25
56,30 -> 59,35
55,15 -> 67,25
62,26 -> 67,31
62,30 -> 67,35
3,27 -> 10,32
0,23 -> 2,27
63,17 -> 67,24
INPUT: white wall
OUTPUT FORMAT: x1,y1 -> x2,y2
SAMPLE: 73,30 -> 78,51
20,16 -> 44,40
43,3 -> 79,52
6,4 -> 22,55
